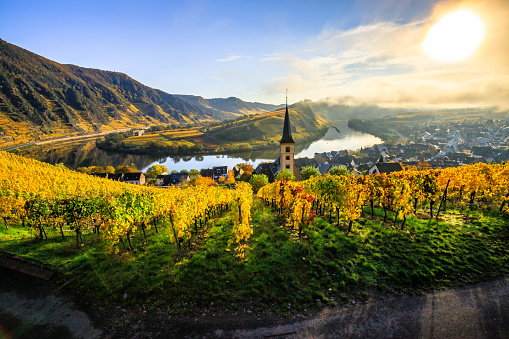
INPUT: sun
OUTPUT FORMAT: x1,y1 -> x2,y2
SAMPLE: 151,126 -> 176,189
423,9 -> 484,62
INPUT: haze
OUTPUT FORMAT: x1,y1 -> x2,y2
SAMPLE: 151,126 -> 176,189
1,0 -> 508,110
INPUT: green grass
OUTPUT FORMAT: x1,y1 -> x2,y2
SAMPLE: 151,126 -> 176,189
1,201 -> 508,315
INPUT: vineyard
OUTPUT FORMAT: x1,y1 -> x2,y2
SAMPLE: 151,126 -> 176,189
0,151 -> 253,258
1,151 -> 508,314
258,162 -> 509,236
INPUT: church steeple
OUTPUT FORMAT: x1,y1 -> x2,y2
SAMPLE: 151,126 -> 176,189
279,90 -> 295,175
279,91 -> 295,144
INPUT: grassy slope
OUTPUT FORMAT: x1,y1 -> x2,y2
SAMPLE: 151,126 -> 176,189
1,199 -> 507,315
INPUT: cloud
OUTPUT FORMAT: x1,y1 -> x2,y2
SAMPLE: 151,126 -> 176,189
209,75 -> 224,81
270,0 -> 509,110
216,55 -> 242,62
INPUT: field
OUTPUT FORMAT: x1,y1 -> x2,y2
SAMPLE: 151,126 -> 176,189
1,199 -> 508,315
1,152 -> 508,315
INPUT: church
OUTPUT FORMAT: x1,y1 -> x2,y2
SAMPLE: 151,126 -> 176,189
254,97 -> 296,181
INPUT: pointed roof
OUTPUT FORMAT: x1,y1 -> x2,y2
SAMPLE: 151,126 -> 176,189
279,100 -> 295,144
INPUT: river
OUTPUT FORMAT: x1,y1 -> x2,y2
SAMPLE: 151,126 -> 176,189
16,121 -> 381,171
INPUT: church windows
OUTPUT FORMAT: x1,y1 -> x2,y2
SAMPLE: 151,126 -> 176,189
286,155 -> 290,160
286,165 -> 290,169
286,146 -> 290,152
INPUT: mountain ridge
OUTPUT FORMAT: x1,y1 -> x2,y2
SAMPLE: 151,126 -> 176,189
0,39 -> 284,149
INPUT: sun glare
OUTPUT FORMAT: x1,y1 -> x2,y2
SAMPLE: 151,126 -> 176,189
423,9 -> 484,62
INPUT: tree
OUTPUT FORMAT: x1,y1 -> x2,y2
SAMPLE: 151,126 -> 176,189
105,166 -> 115,174
190,169 -> 200,176
191,176 -> 216,186
275,169 -> 295,181
300,166 -> 320,180
238,163 -> 254,181
417,159 -> 432,171
249,174 -> 268,192
115,165 -> 136,174
146,165 -> 168,178
170,170 -> 179,174
329,166 -> 350,176
180,169 -> 189,174
225,170 -> 236,185
88,166 -> 105,173
76,167 -> 89,174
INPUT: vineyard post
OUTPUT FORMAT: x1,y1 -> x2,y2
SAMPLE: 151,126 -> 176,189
152,218 -> 158,233
169,213 -> 183,260
435,179 -> 450,221
400,215 -> 407,230
140,222 -> 147,239
499,193 -> 509,212
238,200 -> 242,225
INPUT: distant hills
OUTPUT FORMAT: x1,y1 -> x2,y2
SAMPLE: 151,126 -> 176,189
0,39 -> 284,148
209,100 -> 328,143
175,95 -> 284,117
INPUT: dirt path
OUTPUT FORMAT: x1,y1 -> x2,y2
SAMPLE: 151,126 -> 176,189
1,266 -> 508,339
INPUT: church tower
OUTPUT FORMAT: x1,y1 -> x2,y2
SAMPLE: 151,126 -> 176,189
279,92 -> 295,175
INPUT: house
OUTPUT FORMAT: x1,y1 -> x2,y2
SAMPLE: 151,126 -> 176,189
233,165 -> 244,178
213,166 -> 228,182
123,172 -> 146,185
317,163 -> 333,175
111,173 -> 124,181
133,130 -> 145,137
156,174 -> 171,186
368,162 -> 404,175
200,168 -> 214,179
170,172 -> 190,185
255,161 -> 278,182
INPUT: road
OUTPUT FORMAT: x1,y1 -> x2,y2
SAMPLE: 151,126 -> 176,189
1,128 -> 136,151
0,266 -> 508,338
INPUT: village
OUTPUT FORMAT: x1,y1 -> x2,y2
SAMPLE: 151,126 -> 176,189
90,118 -> 509,186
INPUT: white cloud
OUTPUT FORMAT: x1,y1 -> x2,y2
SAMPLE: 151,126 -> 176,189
216,55 -> 242,62
268,0 -> 509,109
209,75 -> 224,81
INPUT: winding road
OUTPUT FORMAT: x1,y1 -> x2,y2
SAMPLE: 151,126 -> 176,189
0,266 -> 508,338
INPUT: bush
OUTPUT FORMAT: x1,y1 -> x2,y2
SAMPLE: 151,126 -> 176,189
275,169 -> 295,181
300,166 -> 320,180
249,174 -> 269,192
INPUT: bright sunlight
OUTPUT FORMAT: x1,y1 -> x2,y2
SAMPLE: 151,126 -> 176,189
423,9 -> 484,62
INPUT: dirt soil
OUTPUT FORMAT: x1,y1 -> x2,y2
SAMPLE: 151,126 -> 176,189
1,266 -> 508,339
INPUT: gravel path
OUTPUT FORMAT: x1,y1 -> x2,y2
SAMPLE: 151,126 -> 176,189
1,266 -> 508,339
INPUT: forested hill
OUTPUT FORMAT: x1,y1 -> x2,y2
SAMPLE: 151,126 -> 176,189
0,39 -> 231,148
209,100 -> 328,142
175,94 -> 284,117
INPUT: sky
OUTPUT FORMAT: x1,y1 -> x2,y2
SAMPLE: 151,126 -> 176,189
1,0 -> 508,110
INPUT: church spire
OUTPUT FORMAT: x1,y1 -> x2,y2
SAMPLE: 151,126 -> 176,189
279,89 -> 295,144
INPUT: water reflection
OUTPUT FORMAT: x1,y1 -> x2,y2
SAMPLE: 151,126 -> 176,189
18,121 -> 382,172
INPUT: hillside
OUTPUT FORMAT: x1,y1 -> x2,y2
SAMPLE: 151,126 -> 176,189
176,94 -> 284,116
1,151 -> 508,322
0,39 -> 237,148
210,100 -> 328,142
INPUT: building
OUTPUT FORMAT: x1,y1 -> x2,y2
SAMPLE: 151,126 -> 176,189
156,174 -> 171,186
213,166 -> 228,182
170,172 -> 190,185
123,172 -> 146,185
279,97 -> 295,176
368,162 -> 403,175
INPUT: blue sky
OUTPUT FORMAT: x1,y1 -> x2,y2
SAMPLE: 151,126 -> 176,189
1,0 -> 508,109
